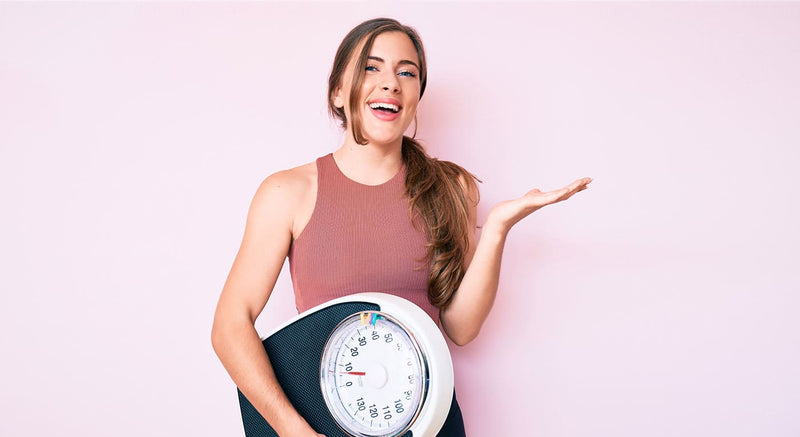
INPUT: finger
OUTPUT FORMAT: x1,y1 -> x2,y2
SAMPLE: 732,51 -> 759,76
562,187 -> 581,198
563,179 -> 591,196
524,178 -> 590,205
560,183 -> 590,201
550,183 -> 587,202
537,187 -> 571,205
566,177 -> 592,192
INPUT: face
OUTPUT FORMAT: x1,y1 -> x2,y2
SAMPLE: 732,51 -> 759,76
334,31 -> 422,146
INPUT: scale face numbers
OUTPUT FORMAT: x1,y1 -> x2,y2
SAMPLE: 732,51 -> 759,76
320,311 -> 428,437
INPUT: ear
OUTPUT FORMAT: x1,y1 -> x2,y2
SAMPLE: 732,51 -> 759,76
333,86 -> 345,109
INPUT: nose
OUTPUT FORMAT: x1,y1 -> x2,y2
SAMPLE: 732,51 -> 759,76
381,72 -> 400,93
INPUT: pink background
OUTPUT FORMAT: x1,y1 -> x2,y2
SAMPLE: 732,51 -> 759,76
2,2 -> 799,436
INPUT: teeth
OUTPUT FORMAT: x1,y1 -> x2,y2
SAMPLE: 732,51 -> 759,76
369,102 -> 400,113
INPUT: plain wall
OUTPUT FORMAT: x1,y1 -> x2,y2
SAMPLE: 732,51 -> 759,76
1,2 -> 798,436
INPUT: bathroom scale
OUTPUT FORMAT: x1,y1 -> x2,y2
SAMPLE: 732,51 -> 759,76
237,293 -> 454,437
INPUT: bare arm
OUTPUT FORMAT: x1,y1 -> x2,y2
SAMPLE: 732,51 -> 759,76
440,177 -> 592,346
211,172 -> 324,437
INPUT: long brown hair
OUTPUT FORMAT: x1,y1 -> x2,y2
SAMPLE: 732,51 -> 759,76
327,18 -> 479,309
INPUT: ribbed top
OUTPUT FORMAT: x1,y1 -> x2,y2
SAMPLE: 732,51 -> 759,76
288,153 -> 437,322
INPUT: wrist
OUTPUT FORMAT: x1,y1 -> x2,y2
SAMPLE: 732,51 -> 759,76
480,216 -> 510,241
274,413 -> 314,436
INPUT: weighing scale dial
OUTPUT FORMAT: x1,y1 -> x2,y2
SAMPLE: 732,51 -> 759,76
320,311 -> 428,437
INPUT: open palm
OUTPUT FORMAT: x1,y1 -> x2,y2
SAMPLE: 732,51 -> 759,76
487,177 -> 592,233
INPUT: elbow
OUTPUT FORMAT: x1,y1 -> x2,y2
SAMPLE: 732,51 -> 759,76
450,338 -> 469,347
441,311 -> 482,346
446,327 -> 480,347
210,300 -> 251,354
210,319 -> 225,355
211,308 -> 256,355
451,333 -> 477,347
211,313 -> 233,356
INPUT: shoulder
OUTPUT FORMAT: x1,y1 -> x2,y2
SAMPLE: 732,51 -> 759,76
256,161 -> 316,198
249,160 -> 318,227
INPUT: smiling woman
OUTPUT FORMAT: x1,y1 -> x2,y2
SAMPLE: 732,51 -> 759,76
211,17 -> 591,436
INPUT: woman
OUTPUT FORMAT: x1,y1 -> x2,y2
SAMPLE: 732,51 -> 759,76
212,17 -> 591,436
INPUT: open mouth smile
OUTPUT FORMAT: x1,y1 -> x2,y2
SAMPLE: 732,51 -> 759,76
368,102 -> 400,113
367,98 -> 402,121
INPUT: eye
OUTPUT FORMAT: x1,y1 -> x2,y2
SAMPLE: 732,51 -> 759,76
365,64 -> 379,72
399,70 -> 417,78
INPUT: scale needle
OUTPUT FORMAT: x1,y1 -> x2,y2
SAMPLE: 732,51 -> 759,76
340,371 -> 366,376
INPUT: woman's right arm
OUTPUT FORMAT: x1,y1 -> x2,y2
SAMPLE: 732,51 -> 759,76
211,171 -> 323,437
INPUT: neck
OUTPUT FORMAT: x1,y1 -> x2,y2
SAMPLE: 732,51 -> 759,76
334,133 -> 405,186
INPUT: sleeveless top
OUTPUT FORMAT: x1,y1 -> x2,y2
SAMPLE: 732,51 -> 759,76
288,154 -> 438,322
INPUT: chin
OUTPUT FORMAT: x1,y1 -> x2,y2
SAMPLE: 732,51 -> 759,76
373,136 -> 405,147
363,129 -> 405,146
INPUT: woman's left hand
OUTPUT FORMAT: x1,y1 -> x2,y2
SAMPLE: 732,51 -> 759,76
485,177 -> 592,235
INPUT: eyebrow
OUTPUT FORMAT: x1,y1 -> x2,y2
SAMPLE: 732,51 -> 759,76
367,56 -> 420,71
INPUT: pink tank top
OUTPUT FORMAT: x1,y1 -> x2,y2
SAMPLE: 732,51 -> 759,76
288,153 -> 438,322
